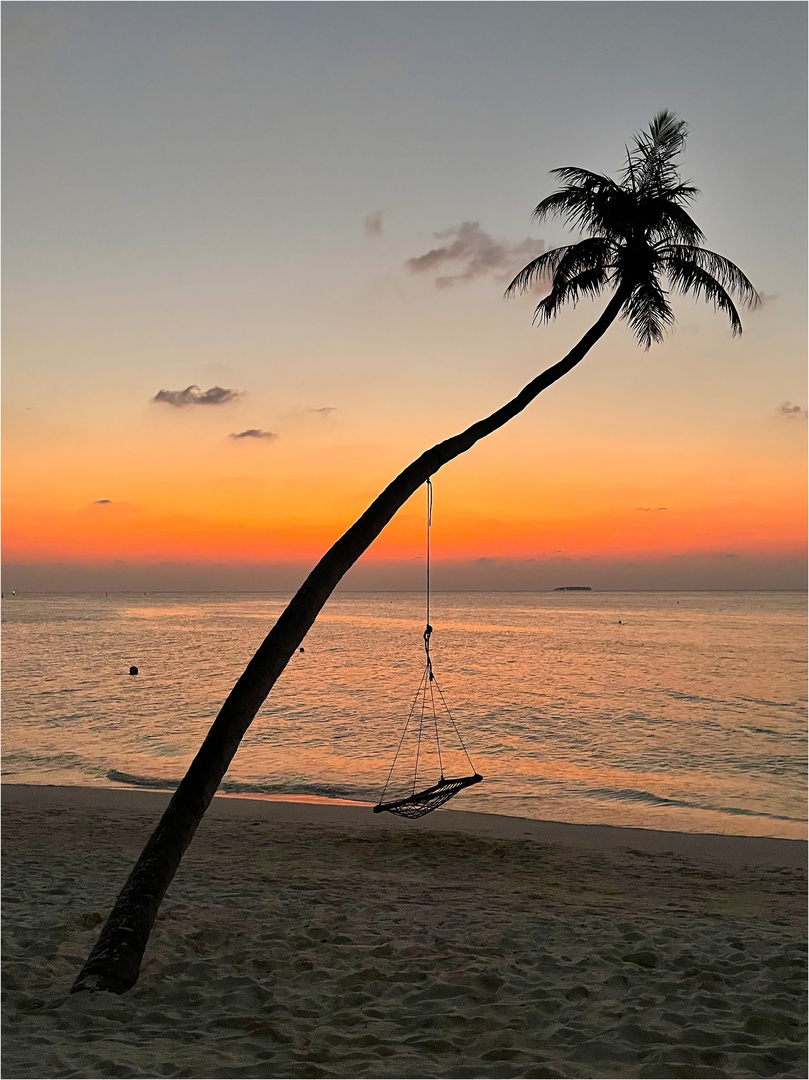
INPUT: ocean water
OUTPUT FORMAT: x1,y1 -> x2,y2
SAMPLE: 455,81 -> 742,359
2,591 -> 806,839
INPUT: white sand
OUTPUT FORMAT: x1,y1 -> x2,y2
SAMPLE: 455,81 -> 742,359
2,785 -> 806,1079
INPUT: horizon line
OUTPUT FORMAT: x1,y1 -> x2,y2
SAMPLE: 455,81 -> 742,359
3,588 -> 807,596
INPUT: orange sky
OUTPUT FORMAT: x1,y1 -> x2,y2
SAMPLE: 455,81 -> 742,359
4,381 -> 805,581
3,5 -> 806,591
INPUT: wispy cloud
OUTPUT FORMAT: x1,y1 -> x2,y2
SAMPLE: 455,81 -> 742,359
153,385 -> 243,407
288,406 -> 338,420
229,429 -> 278,441
84,499 -> 131,514
364,211 -> 384,237
635,506 -> 669,512
757,291 -> 780,307
776,402 -> 807,420
406,221 -> 544,289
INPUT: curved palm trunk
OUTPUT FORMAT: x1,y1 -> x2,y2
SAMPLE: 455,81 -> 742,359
72,287 -> 627,995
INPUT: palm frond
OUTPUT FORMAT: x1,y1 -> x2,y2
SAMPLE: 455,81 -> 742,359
625,110 -> 689,197
662,245 -> 761,309
506,237 -> 614,300
622,277 -> 675,349
624,146 -> 637,193
664,257 -> 746,335
644,202 -> 705,246
504,245 -> 575,296
551,237 -> 613,286
647,110 -> 688,156
533,184 -> 635,243
531,187 -> 606,234
549,166 -> 622,193
663,182 -> 700,206
534,266 -> 612,324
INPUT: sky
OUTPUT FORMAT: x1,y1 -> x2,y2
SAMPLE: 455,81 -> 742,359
3,1 -> 807,592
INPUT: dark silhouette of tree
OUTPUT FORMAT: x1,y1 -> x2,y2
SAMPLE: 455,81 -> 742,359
73,111 -> 758,994
505,110 -> 757,344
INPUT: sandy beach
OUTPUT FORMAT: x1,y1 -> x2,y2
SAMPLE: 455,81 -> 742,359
2,785 -> 806,1079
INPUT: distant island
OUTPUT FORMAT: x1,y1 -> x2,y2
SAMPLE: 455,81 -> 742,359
553,586 -> 592,591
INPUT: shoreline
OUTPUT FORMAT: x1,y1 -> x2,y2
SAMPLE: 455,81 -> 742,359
3,783 -> 806,868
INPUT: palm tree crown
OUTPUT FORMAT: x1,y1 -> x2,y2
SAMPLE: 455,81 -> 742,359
506,110 -> 760,348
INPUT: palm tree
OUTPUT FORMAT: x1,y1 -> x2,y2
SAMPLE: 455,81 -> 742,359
505,110 -> 758,345
73,110 -> 759,994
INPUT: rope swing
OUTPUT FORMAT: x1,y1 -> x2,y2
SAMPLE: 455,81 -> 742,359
374,480 -> 482,818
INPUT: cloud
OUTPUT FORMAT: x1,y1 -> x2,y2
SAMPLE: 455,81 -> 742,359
776,402 -> 807,420
405,221 -> 544,288
364,211 -> 384,237
153,385 -> 243,407
757,291 -> 780,307
83,500 -> 132,515
635,507 -> 669,512
229,429 -> 278,441
289,405 -> 338,420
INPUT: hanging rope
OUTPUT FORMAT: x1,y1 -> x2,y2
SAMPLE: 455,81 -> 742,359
416,477 -> 436,791
374,479 -> 482,818
426,477 -> 432,638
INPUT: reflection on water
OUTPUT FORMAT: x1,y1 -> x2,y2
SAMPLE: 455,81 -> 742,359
2,591 -> 806,838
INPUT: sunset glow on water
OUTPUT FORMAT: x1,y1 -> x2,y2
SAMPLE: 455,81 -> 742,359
3,591 -> 805,839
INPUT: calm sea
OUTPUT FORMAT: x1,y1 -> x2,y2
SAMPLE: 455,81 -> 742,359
2,591 -> 806,839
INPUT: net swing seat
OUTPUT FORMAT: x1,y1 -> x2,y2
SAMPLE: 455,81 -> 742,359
373,480 -> 482,820
373,772 -> 483,819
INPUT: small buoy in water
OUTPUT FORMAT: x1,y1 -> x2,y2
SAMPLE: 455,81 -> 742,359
618,620 -> 622,625
129,666 -> 139,676
299,647 -> 305,653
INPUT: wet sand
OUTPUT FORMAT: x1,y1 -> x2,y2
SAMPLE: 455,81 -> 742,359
2,784 -> 806,1079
